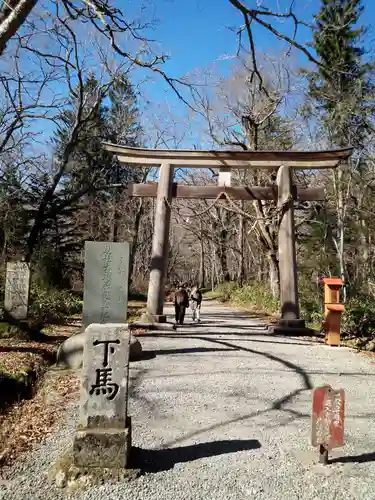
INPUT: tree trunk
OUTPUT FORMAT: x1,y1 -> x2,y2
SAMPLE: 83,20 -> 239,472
210,238 -> 215,290
218,231 -> 230,281
268,252 -> 280,300
334,166 -> 347,301
129,198 -> 144,286
109,165 -> 121,242
237,207 -> 245,285
199,238 -> 205,288
0,0 -> 39,56
217,208 -> 230,282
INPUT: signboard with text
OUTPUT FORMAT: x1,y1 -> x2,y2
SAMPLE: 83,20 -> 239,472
311,385 -> 345,450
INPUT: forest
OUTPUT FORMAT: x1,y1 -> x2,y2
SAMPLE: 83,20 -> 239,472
0,0 -> 374,342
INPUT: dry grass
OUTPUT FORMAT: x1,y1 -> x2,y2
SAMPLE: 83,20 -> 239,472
0,370 -> 80,469
0,320 -> 81,470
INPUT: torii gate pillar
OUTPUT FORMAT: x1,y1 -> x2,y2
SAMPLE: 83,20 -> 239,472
277,165 -> 304,328
146,163 -> 174,322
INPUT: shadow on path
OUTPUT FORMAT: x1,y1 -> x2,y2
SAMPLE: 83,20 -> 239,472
146,335 -> 313,448
141,346 -> 239,357
133,329 -> 373,453
330,451 -> 375,464
195,336 -> 312,408
131,439 -> 261,472
137,334 -> 316,348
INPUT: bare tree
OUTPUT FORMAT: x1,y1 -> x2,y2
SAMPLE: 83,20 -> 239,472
0,0 -> 199,110
20,22 -> 126,260
192,59 -> 295,296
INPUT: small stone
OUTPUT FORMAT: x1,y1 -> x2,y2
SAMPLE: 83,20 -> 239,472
68,465 -> 79,480
55,470 -> 66,488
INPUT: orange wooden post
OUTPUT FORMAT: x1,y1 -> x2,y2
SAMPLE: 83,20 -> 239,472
325,304 -> 345,346
319,278 -> 344,346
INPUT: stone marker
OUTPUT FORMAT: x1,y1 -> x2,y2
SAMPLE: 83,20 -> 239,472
4,261 -> 30,320
83,242 -> 129,328
56,241 -> 143,370
311,385 -> 345,464
73,324 -> 132,468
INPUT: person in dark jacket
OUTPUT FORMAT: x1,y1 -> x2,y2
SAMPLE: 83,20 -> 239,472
173,284 -> 189,325
190,285 -> 202,322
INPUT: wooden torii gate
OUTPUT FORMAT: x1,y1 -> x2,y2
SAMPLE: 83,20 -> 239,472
104,143 -> 352,330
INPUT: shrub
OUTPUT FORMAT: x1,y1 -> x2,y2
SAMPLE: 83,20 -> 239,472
129,288 -> 147,302
297,275 -> 323,327
341,295 -> 375,339
28,285 -> 82,328
299,296 -> 322,327
212,281 -> 240,302
230,283 -> 279,315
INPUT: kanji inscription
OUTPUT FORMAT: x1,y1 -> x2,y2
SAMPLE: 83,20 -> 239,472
78,324 -> 130,430
311,385 -> 345,449
89,339 -> 121,400
82,242 -> 130,327
99,244 -> 112,323
74,323 -> 132,468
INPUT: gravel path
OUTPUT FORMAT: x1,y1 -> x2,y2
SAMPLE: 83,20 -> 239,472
1,300 -> 375,500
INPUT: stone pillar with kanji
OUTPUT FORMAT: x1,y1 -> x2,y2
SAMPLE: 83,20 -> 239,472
73,324 -> 132,468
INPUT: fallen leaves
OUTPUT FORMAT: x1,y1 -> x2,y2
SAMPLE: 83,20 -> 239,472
0,319 -> 81,470
0,372 -> 80,469
0,341 -> 55,375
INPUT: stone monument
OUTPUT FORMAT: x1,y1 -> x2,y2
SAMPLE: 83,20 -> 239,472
83,241 -> 129,327
56,241 -> 142,368
73,323 -> 132,468
4,261 -> 30,320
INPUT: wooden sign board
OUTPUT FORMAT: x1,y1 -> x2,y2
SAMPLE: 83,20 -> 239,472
311,385 -> 345,450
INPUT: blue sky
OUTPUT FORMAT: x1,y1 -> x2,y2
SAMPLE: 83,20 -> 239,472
132,0 -> 374,101
8,0 -> 375,154
123,0 -> 375,148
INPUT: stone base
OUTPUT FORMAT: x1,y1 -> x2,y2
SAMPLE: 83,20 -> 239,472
137,323 -> 176,332
152,314 -> 167,323
132,315 -> 176,332
268,318 -> 313,336
278,318 -> 306,329
48,449 -> 140,490
267,324 -> 315,336
139,312 -> 167,324
73,418 -> 132,468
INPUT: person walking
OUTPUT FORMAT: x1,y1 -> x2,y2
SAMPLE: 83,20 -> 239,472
173,283 -> 189,325
190,284 -> 202,322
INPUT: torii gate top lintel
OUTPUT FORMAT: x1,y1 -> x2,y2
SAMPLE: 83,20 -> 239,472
103,142 -> 353,170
